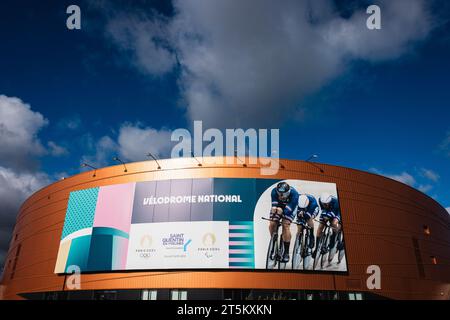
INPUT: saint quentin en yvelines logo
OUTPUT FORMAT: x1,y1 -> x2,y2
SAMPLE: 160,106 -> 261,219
137,234 -> 156,258
162,233 -> 192,252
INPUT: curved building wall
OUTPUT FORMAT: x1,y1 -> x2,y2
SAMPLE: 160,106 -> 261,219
1,157 -> 449,300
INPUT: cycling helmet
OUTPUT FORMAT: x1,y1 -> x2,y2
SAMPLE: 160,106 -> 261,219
319,193 -> 333,205
276,182 -> 291,198
298,194 -> 310,209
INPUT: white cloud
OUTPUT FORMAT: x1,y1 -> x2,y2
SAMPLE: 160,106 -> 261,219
81,135 -> 118,168
370,167 -> 444,198
82,124 -> 172,167
0,95 -> 48,170
106,13 -> 177,75
0,166 -> 50,266
47,141 -> 68,157
388,172 -> 416,186
0,166 -> 50,217
118,124 -> 172,161
104,0 -> 432,127
446,207 -> 450,214
322,0 -> 430,60
440,131 -> 450,157
0,94 -> 74,266
57,114 -> 82,130
418,184 -> 433,193
419,168 -> 440,182
371,168 -> 417,186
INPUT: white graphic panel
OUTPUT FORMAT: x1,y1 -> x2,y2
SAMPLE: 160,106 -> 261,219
126,221 -> 229,270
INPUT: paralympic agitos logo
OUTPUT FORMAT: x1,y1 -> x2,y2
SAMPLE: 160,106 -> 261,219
199,232 -> 221,258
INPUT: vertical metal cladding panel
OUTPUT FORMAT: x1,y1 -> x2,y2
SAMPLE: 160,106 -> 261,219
69,272 -> 336,291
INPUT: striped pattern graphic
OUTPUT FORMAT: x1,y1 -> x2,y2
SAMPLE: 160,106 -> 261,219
228,221 -> 254,268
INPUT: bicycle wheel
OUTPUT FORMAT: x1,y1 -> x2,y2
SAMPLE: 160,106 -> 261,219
337,232 -> 345,264
302,230 -> 312,270
312,234 -> 324,270
291,234 -> 302,270
338,246 -> 345,264
278,234 -> 287,270
266,233 -> 278,269
320,230 -> 330,269
328,231 -> 338,263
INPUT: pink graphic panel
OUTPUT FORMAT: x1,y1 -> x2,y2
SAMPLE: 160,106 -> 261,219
93,182 -> 135,233
112,236 -> 129,270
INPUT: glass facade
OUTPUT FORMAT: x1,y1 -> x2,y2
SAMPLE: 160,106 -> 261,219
21,289 -> 387,300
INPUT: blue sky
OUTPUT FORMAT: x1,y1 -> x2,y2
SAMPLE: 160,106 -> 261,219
0,0 -> 449,262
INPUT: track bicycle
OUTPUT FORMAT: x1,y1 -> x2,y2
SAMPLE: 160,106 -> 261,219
312,219 -> 344,270
262,217 -> 301,270
291,219 -> 314,270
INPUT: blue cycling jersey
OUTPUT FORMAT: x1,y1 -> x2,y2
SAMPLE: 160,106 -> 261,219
271,186 -> 299,215
298,194 -> 319,216
319,196 -> 341,217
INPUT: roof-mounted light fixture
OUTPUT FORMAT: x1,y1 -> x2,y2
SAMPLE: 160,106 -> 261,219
234,149 -> 247,167
146,152 -> 161,169
305,154 -> 324,173
305,154 -> 318,162
191,152 -> 203,167
113,157 -> 128,172
81,162 -> 98,177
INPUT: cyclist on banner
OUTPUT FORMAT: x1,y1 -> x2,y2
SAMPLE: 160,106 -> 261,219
316,193 -> 342,250
296,194 -> 319,249
269,182 -> 299,263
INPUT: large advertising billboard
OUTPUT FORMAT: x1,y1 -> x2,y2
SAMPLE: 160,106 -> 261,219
55,178 -> 347,273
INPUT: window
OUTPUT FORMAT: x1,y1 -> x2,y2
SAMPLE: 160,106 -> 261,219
95,290 -> 117,300
423,225 -> 430,235
348,292 -> 363,300
171,290 -> 187,300
44,292 -> 59,300
142,289 -> 157,300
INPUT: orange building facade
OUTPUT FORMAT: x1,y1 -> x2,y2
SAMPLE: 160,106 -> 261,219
1,157 -> 449,300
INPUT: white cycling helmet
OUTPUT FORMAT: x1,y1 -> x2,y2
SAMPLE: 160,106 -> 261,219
298,194 -> 310,209
320,192 -> 333,205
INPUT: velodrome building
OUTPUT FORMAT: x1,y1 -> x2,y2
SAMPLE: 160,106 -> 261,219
0,157 -> 449,300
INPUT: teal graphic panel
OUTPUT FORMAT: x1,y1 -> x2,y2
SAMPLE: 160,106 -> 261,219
61,187 -> 99,239
65,235 -> 92,272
